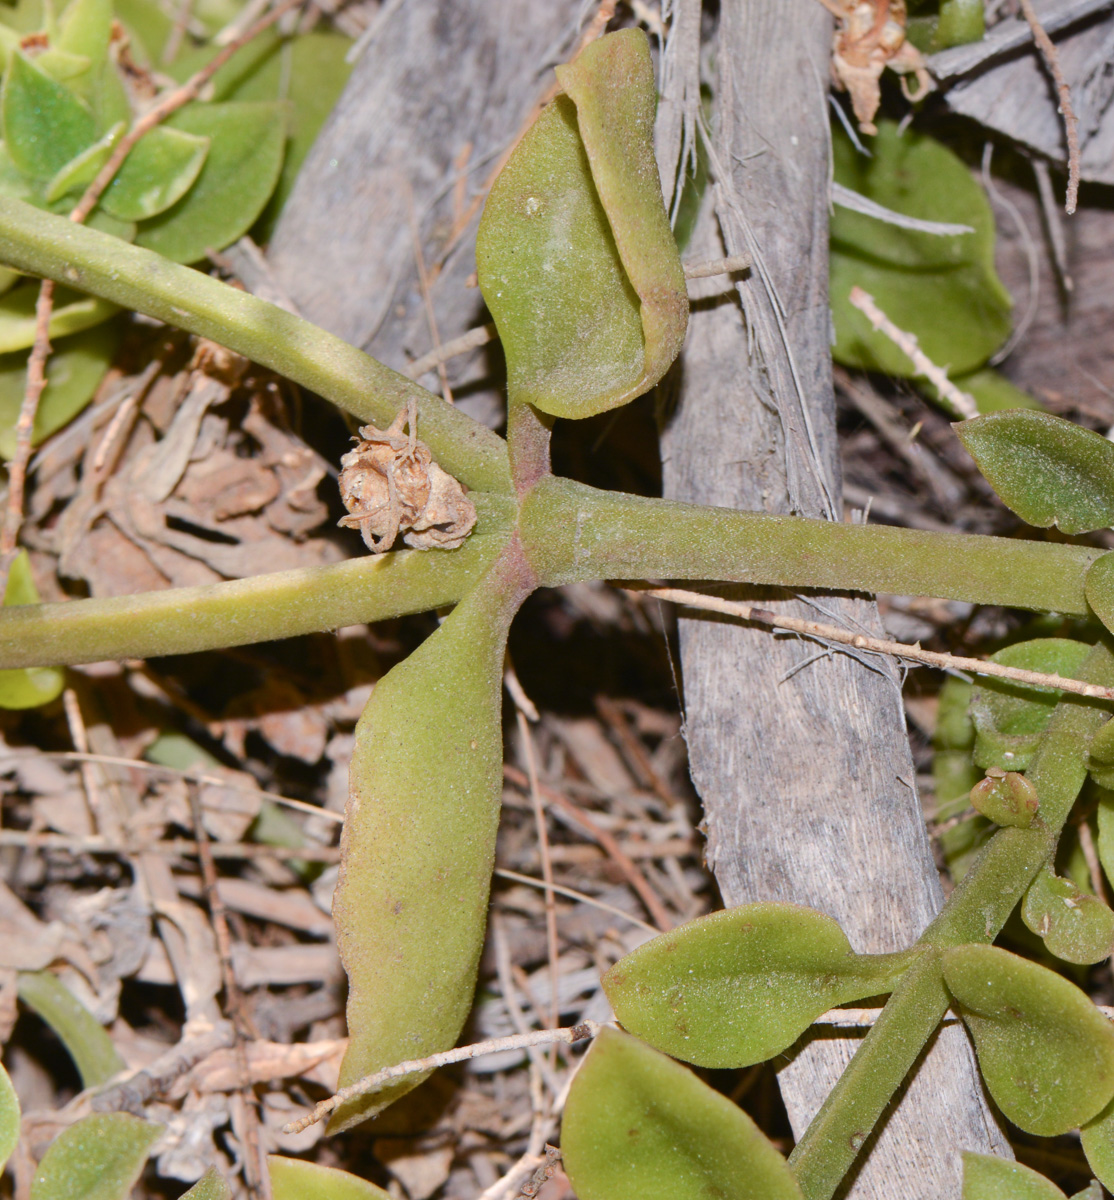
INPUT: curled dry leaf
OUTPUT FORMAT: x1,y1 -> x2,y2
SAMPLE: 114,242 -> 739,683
337,405 -> 477,553
824,0 -> 933,134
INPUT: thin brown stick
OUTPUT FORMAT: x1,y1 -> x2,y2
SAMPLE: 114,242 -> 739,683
1018,0 -> 1081,214
848,287 -> 977,418
503,765 -> 673,931
283,1020 -> 600,1135
0,278 -> 55,594
1078,817 -> 1111,906
630,586 -> 1114,704
405,183 -> 453,403
187,782 -> 268,1199
72,0 -> 304,226
406,323 -> 497,380
493,867 -> 659,934
0,828 -> 342,862
516,710 -> 561,1041
682,253 -> 753,279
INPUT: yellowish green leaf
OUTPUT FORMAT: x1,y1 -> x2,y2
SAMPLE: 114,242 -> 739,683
603,902 -> 914,1068
3,52 -> 95,180
476,29 -> 686,419
563,1028 -> 803,1200
18,968 -> 125,1085
329,544 -> 524,1130
30,1113 -> 160,1200
269,1157 -> 390,1200
962,1153 -> 1066,1200
943,944 -> 1114,1135
102,125 -> 209,221
0,552 -> 63,709
1022,865 -> 1114,965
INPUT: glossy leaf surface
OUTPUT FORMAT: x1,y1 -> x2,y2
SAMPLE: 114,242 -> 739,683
969,638 -> 1091,772
1022,865 -> 1114,965
476,29 -> 686,419
0,322 -> 119,457
0,1061 -> 19,1172
943,944 -> 1114,1134
3,52 -> 95,180
957,411 -> 1114,534
1082,1094 -> 1114,1194
330,544 -> 526,1129
962,1153 -> 1066,1200
18,968 -> 124,1084
269,1156 -> 390,1200
0,552 -> 63,708
179,1169 -> 231,1200
134,101 -> 285,263
603,902 -> 913,1068
563,1028 -> 803,1200
831,122 -> 1010,378
102,125 -> 209,221
30,1113 -> 160,1200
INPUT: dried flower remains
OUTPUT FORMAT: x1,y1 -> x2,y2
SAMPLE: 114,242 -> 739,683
337,403 -> 477,553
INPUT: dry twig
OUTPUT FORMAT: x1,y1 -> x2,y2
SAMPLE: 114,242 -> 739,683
1018,0 -> 1081,214
848,287 -> 978,418
631,585 -> 1114,703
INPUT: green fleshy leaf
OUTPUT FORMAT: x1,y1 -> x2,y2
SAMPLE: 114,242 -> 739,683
942,943 -> 1114,1135
477,29 -> 687,419
0,279 -> 118,352
102,125 -> 209,221
0,138 -> 32,201
0,1061 -> 19,1173
957,411 -> 1114,534
1083,1094 -> 1114,1194
89,55 -> 130,136
936,0 -> 986,48
0,0 -> 44,35
44,120 -> 124,204
179,1169 -> 231,1200
268,1157 -> 390,1200
563,1028 -> 803,1200
962,1153 -> 1067,1200
1022,865 -> 1114,965
0,321 -> 119,457
29,1113 -> 160,1200
954,368 -> 1043,414
133,100 -> 285,263
3,51 -> 96,180
832,121 -> 1011,379
1090,723 -> 1114,792
112,0 -> 172,64
1070,1183 -> 1103,1200
969,638 -> 1091,772
1086,553 -> 1114,643
970,769 -> 1039,828
56,0 -> 112,64
329,548 -> 523,1130
1097,791 -> 1114,897
33,49 -> 91,84
18,968 -> 125,1086
0,552 -> 63,708
603,903 -> 915,1068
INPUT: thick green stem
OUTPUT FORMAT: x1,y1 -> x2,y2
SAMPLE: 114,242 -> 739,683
0,198 -> 512,496
0,525 -> 510,668
519,478 -> 1101,614
788,641 -> 1114,1200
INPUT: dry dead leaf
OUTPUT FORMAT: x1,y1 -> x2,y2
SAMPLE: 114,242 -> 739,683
822,0 -> 933,134
338,405 -> 477,553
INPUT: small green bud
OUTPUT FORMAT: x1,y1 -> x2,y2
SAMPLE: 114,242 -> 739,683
970,767 -> 1039,829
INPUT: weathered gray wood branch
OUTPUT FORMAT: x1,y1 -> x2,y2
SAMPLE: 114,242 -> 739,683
657,2 -> 1010,1195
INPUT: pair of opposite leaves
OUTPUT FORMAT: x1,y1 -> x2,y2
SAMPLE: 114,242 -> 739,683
604,901 -> 1114,1192
328,28 -> 690,1130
